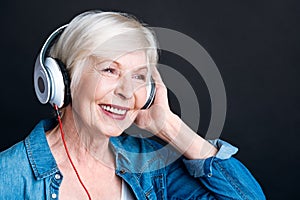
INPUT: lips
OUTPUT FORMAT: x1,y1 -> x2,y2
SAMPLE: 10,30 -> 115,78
99,104 -> 130,120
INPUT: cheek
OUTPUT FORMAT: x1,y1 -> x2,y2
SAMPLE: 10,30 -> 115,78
94,78 -> 116,100
73,75 -> 98,101
134,87 -> 148,109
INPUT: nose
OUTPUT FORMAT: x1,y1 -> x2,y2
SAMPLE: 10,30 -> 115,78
114,75 -> 134,100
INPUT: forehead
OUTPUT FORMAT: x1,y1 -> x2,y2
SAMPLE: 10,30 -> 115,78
114,51 -> 147,70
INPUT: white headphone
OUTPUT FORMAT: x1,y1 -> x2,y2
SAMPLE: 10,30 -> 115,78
34,25 -> 156,109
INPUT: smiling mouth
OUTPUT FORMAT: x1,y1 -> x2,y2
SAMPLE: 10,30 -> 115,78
99,104 -> 130,120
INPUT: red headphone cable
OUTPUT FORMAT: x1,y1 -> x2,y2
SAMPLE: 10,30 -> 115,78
54,104 -> 92,200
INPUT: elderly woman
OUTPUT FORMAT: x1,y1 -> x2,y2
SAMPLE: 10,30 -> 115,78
0,10 -> 265,199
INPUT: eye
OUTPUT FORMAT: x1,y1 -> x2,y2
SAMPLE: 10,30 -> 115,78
102,67 -> 116,74
132,74 -> 146,81
100,66 -> 120,77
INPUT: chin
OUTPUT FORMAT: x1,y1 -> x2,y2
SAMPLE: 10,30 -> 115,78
101,126 -> 127,137
98,118 -> 133,136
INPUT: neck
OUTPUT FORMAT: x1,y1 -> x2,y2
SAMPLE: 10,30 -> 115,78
46,106 -> 116,170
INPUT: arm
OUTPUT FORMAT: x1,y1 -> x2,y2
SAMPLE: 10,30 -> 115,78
135,67 -> 266,199
182,139 -> 266,199
158,113 -> 265,199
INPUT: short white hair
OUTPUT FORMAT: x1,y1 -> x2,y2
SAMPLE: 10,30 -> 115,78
50,10 -> 159,95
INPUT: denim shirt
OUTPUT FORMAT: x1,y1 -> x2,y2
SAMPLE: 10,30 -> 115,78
0,119 -> 265,199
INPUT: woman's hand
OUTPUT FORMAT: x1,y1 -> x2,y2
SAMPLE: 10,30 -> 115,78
134,67 -> 174,134
134,67 -> 218,160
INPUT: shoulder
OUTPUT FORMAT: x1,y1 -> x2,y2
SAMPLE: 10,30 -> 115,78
0,119 -> 55,182
0,140 -> 29,169
0,140 -> 34,196
112,134 -> 166,153
112,134 -> 182,159
111,134 -> 182,172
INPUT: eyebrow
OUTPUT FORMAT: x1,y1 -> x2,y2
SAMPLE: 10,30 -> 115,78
111,60 -> 148,72
99,59 -> 149,73
133,66 -> 148,73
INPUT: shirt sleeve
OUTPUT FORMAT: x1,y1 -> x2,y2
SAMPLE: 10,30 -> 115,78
182,139 -> 266,199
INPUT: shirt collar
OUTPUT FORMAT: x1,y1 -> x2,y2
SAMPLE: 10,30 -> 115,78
23,119 -> 129,180
24,119 -> 165,180
24,119 -> 59,180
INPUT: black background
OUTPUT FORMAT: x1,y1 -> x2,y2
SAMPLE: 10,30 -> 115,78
0,0 -> 299,199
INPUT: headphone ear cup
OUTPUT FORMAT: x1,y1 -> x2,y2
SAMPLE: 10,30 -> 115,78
33,25 -> 69,108
44,57 -> 66,108
141,77 -> 156,109
34,54 -> 51,105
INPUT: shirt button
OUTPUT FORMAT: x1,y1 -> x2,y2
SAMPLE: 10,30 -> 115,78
55,174 -> 61,180
120,169 -> 126,174
51,193 -> 57,199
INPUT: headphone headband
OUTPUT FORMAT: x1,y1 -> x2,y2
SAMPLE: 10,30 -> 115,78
39,24 -> 68,69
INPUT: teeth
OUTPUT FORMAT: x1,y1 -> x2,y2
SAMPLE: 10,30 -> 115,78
101,105 -> 126,115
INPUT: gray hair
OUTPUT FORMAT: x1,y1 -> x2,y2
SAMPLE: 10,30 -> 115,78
50,10 -> 159,99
